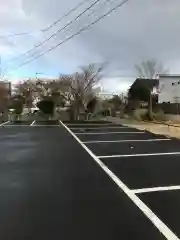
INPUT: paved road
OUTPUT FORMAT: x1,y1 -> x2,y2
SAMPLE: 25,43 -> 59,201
0,120 -> 179,239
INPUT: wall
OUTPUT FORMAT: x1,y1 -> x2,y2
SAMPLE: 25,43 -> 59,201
159,76 -> 180,103
163,114 -> 180,122
158,103 -> 180,114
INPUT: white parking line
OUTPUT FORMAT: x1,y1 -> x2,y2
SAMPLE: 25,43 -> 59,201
98,152 -> 180,159
59,120 -> 179,240
0,121 -> 10,126
132,185 -> 180,194
66,123 -> 116,126
30,120 -> 35,126
83,139 -> 171,144
32,125 -> 60,127
1,124 -> 60,127
2,125 -> 30,127
70,126 -> 128,130
76,131 -> 145,135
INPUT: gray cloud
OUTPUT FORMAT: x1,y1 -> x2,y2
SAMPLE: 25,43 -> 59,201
1,0 -> 180,90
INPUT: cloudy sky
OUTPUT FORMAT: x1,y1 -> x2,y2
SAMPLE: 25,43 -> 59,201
0,0 -> 180,93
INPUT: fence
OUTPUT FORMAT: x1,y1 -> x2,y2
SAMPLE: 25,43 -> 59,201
158,103 -> 180,114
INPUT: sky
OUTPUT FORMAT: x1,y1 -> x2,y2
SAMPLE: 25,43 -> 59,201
0,0 -> 180,93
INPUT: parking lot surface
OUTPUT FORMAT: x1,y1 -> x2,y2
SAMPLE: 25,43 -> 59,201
0,120 -> 180,239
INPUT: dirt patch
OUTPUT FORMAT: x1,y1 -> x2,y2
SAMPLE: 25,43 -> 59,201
104,117 -> 180,139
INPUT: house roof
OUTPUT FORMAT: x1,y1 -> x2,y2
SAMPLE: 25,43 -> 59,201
158,74 -> 180,78
128,78 -> 159,102
133,78 -> 159,87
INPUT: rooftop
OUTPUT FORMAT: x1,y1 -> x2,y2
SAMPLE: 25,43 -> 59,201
158,74 -> 180,78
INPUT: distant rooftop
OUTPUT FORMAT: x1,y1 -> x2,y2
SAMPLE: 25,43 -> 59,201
158,74 -> 180,78
134,78 -> 159,87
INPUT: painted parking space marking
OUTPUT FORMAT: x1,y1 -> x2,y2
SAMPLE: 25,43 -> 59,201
65,120 -> 180,239
60,120 -> 179,240
1,125 -> 60,127
1,124 -> 32,127
31,125 -> 60,127
83,139 -> 171,144
70,126 -> 129,130
1,125 -> 61,127
77,132 -> 167,141
85,136 -> 179,156
0,121 -> 60,127
30,120 -> 36,126
66,123 -> 115,126
132,185 -> 180,194
71,127 -> 143,133
0,121 -> 10,126
98,152 -> 180,159
101,154 -> 180,190
139,191 -> 180,239
76,131 -> 145,135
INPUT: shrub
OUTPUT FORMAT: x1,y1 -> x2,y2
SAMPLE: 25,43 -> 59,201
37,100 -> 54,115
86,97 -> 97,114
133,109 -> 148,121
152,109 -> 164,121
9,100 -> 23,121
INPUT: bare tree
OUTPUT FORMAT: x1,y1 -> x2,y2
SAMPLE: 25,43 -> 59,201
135,59 -> 168,120
54,64 -> 103,120
68,63 -> 104,120
15,79 -> 38,113
14,63 -> 104,120
135,59 -> 168,79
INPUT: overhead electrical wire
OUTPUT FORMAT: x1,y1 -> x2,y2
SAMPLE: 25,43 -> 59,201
6,0 -> 101,64
0,32 -> 34,38
6,0 -> 116,65
41,0 -> 90,32
5,0 -> 129,73
2,0 -> 105,77
0,0 -> 89,39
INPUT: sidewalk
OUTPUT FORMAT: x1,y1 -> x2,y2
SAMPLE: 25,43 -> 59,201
104,116 -> 180,139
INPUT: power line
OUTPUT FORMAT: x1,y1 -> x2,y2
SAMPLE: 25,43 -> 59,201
41,0 -> 90,32
6,0 -> 113,69
6,0 -> 100,64
87,0 -> 113,18
0,32 -> 33,38
0,0 -> 89,39
6,0 -> 129,73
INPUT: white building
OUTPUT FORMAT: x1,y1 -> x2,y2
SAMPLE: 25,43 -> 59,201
158,74 -> 180,103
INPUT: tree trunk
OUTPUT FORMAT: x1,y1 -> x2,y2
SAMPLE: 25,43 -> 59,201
68,109 -> 74,121
148,90 -> 153,120
75,106 -> 80,120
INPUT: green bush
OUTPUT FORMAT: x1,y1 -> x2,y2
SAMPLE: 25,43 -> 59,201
152,109 -> 164,121
86,97 -> 97,114
133,109 -> 148,121
132,108 -> 164,121
37,100 -> 54,115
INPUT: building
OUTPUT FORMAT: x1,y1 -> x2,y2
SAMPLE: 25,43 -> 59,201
96,91 -> 123,99
128,78 -> 159,102
158,74 -> 180,103
0,81 -> 11,121
0,81 -> 11,98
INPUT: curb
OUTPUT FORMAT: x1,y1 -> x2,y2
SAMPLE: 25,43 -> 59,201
142,120 -> 180,128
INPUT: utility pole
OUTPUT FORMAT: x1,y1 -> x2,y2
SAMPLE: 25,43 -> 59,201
0,55 -> 2,81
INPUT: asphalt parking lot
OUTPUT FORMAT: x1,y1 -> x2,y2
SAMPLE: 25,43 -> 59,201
0,120 -> 180,239
65,120 -> 180,240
